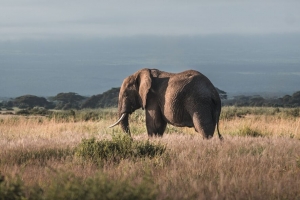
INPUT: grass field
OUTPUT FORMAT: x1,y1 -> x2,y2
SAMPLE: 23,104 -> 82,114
0,107 -> 300,199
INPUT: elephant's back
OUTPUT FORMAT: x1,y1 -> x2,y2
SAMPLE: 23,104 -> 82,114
162,72 -> 205,125
160,69 -> 220,124
167,71 -> 220,111
168,70 -> 213,94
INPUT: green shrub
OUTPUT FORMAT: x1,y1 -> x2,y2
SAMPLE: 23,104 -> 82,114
75,134 -> 166,164
221,106 -> 300,120
0,174 -> 26,200
43,172 -> 157,200
230,126 -> 264,137
74,109 -> 118,122
282,108 -> 300,118
47,110 -> 76,122
16,108 -> 52,116
15,109 -> 30,115
0,172 -> 157,200
220,107 -> 250,120
47,109 -> 118,122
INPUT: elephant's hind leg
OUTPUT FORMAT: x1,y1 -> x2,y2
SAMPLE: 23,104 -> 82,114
145,109 -> 167,137
192,112 -> 216,139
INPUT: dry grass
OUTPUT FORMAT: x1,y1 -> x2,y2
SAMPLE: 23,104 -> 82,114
0,107 -> 300,199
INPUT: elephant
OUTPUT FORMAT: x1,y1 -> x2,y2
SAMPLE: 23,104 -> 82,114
109,68 -> 223,140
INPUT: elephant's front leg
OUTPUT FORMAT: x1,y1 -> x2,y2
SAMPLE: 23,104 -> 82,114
145,108 -> 167,137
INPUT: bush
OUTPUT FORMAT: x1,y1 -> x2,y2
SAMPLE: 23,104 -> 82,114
0,174 -> 26,200
221,106 -> 300,120
0,172 -> 157,200
15,109 -> 30,115
75,134 -> 166,164
230,126 -> 264,137
47,110 -> 76,122
43,172 -> 157,200
220,107 -> 251,120
283,108 -> 300,118
47,109 -> 117,122
15,108 -> 52,116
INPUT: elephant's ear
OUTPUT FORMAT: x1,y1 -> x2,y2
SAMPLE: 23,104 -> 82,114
136,69 -> 152,109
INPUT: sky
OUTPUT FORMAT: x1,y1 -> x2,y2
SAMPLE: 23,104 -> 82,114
0,1 -> 300,97
1,0 -> 300,40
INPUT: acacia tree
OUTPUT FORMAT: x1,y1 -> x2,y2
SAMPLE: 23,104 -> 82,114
51,92 -> 86,110
13,95 -> 54,109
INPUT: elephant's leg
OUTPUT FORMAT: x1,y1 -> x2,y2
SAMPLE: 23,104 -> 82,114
192,111 -> 216,139
145,108 -> 167,137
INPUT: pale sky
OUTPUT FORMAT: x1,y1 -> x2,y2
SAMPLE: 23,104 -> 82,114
1,0 -> 300,40
1,1 -> 300,97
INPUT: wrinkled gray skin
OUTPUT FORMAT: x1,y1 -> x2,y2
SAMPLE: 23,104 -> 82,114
111,68 -> 223,140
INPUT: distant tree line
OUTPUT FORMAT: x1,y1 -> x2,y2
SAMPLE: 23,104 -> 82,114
222,91 -> 300,107
1,88 -> 300,113
0,88 -> 120,111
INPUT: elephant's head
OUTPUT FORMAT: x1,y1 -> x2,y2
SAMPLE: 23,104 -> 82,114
109,69 -> 152,135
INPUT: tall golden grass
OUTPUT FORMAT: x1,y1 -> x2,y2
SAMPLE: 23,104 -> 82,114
0,107 -> 299,199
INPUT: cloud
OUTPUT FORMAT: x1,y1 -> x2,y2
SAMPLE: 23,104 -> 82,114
1,0 -> 300,40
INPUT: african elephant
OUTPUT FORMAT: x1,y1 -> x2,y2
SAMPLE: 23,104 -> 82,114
109,68 -> 223,140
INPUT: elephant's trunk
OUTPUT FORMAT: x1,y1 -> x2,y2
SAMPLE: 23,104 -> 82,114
108,113 -> 131,135
119,113 -> 131,135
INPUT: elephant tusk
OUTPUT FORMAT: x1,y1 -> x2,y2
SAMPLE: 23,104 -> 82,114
108,113 -> 126,128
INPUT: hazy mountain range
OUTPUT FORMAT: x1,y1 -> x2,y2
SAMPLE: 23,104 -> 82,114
1,34 -> 299,98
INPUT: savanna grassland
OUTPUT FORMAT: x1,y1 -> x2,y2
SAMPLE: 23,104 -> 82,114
0,107 -> 300,200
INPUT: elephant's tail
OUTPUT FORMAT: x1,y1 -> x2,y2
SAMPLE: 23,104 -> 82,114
216,120 -> 223,141
212,96 -> 223,141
